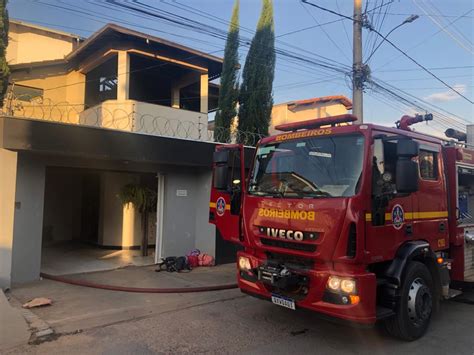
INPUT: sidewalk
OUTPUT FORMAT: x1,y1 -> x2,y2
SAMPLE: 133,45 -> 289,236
10,264 -> 241,335
0,290 -> 30,352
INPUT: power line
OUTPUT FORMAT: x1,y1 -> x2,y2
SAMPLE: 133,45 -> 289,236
373,9 -> 474,71
367,26 -> 473,103
99,0 -> 351,74
371,12 -> 474,19
379,65 -> 474,72
365,0 -> 393,63
276,18 -> 345,38
301,0 -> 474,103
301,0 -> 354,21
365,0 -> 395,14
335,0 -> 352,50
299,0 -> 351,62
33,0 -> 348,83
369,77 -> 470,128
166,0 -> 351,70
413,1 -> 474,54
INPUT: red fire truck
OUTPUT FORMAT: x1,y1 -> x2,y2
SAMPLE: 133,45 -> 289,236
209,114 -> 474,340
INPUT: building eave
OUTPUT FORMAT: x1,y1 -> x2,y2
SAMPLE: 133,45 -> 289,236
66,23 -> 223,66
282,95 -> 353,110
10,19 -> 84,40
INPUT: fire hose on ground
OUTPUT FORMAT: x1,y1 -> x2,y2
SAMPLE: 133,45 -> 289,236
40,273 -> 238,293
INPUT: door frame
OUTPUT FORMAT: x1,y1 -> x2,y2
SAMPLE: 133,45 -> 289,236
154,173 -> 165,263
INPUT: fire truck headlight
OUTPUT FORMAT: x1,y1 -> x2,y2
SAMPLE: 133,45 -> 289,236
238,256 -> 251,271
327,276 -> 341,291
340,279 -> 356,294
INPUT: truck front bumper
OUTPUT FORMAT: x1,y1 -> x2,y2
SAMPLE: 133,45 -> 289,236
236,251 -> 377,325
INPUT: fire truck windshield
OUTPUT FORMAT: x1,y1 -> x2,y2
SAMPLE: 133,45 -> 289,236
248,134 -> 365,198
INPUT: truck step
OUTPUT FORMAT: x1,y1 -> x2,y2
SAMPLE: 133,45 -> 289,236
445,288 -> 463,299
376,306 -> 395,320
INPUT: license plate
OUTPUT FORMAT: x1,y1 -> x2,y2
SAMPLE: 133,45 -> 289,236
271,294 -> 295,310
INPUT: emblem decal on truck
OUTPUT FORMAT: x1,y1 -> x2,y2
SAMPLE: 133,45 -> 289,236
392,204 -> 405,230
216,197 -> 226,217
264,227 -> 304,241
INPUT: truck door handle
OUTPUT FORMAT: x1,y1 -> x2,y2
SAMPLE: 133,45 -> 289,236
439,222 -> 446,232
405,224 -> 413,236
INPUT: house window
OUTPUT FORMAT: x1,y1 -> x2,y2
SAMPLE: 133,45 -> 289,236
419,150 -> 438,180
99,77 -> 118,92
10,84 -> 43,101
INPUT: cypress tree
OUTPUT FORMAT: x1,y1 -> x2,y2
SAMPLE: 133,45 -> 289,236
238,0 -> 275,145
214,0 -> 240,143
0,0 -> 8,109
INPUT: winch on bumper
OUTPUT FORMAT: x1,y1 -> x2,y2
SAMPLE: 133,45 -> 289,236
257,262 -> 309,299
237,251 -> 377,324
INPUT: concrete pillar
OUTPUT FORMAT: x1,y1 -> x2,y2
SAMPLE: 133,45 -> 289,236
200,73 -> 208,114
117,51 -> 130,101
171,86 -> 180,109
11,155 -> 45,284
0,149 -> 17,289
98,172 -> 141,248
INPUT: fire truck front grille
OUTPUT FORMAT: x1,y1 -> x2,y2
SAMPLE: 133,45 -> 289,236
260,238 -> 317,253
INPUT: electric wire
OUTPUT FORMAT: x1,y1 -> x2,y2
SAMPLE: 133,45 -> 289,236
301,0 -> 473,104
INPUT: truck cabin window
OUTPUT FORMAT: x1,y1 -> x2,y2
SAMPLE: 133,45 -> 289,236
419,150 -> 438,180
248,134 -> 365,198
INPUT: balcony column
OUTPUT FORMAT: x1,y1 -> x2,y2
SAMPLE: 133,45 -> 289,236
200,73 -> 208,114
171,86 -> 180,109
117,51 -> 130,101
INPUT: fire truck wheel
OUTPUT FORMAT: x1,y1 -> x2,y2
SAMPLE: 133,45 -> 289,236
384,261 -> 434,341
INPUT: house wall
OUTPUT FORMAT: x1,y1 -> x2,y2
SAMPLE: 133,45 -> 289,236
7,22 -> 77,65
270,102 -> 349,135
194,170 -> 215,256
9,70 -> 85,123
161,172 -> 198,256
2,150 -> 217,286
10,154 -> 46,284
0,149 -> 18,289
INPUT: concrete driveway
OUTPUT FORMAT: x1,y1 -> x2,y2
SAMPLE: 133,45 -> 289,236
5,265 -> 474,354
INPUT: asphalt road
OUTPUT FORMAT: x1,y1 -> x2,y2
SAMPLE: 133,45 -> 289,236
7,290 -> 474,355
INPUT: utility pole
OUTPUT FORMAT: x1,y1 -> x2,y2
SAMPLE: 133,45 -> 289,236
352,0 -> 363,123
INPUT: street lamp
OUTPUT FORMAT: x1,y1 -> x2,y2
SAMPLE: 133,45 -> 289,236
365,15 -> 419,63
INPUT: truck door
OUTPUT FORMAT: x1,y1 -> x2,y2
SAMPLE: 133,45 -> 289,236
411,144 -> 449,250
366,136 -> 417,260
209,145 -> 246,244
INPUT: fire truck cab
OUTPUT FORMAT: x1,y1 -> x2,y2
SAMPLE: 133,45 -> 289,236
209,114 -> 474,341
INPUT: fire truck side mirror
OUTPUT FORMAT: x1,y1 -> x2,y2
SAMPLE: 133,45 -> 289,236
213,150 -> 229,164
213,150 -> 230,190
396,139 -> 419,158
396,160 -> 419,193
213,166 -> 229,190
395,139 -> 419,194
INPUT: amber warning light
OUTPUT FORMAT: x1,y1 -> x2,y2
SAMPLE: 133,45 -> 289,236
274,114 -> 358,132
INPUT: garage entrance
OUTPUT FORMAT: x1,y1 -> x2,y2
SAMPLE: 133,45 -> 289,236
41,167 -> 158,276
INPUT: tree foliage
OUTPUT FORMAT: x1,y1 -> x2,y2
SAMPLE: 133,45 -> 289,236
214,0 -> 240,143
237,0 -> 275,145
0,0 -> 8,108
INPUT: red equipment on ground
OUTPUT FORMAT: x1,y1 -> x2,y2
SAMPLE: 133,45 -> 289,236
209,114 -> 474,341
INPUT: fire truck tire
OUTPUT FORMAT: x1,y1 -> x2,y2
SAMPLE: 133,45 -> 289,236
384,261 -> 434,341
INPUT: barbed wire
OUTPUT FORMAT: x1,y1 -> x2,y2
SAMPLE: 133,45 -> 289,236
2,94 -> 264,145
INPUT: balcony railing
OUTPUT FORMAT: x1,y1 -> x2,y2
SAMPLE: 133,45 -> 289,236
2,94 -> 263,145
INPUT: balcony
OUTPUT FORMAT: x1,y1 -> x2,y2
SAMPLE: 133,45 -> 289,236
80,100 -> 208,140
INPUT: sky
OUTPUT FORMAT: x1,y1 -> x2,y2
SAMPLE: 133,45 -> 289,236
8,0 -> 474,137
